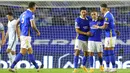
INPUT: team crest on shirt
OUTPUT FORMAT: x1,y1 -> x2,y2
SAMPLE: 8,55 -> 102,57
97,22 -> 101,25
105,18 -> 108,21
83,26 -> 88,29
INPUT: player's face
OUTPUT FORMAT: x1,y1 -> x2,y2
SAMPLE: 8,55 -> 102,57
100,7 -> 104,14
91,12 -> 98,19
6,15 -> 12,20
32,5 -> 36,12
80,10 -> 87,17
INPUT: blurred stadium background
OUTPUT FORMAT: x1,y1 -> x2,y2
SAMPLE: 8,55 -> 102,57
0,0 -> 130,70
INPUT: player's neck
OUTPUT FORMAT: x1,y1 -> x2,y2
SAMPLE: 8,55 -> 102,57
92,18 -> 97,21
104,10 -> 109,17
9,18 -> 14,21
80,15 -> 86,19
27,9 -> 33,12
104,10 -> 109,15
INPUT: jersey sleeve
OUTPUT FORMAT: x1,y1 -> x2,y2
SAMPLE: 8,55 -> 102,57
30,14 -> 35,21
75,18 -> 80,28
104,15 -> 110,24
12,20 -> 17,26
0,23 -> 4,31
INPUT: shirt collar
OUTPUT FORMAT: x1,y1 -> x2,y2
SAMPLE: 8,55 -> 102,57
80,16 -> 88,20
27,9 -> 32,12
104,11 -> 109,17
92,19 -> 97,22
9,19 -> 14,22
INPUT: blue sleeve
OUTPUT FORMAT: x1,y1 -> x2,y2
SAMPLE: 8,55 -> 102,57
30,13 -> 35,21
99,20 -> 104,26
75,18 -> 80,28
104,15 -> 110,24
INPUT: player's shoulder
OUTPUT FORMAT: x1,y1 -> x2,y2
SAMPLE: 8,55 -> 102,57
105,11 -> 112,17
12,19 -> 17,23
86,16 -> 92,20
75,16 -> 81,22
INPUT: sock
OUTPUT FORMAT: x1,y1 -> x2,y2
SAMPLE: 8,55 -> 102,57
109,50 -> 116,68
11,53 -> 23,69
8,53 -> 12,64
74,56 -> 79,69
104,50 -> 110,68
82,56 -> 87,66
98,57 -> 103,66
29,54 -> 39,69
89,56 -> 93,68
12,55 -> 16,63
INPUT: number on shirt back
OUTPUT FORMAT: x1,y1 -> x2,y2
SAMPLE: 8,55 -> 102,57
21,14 -> 25,23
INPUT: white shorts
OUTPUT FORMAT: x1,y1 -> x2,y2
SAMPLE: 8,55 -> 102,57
105,37 -> 116,48
74,39 -> 88,52
20,36 -> 32,49
7,38 -> 18,51
88,41 -> 103,52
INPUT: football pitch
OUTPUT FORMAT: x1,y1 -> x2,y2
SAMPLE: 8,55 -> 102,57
0,69 -> 130,73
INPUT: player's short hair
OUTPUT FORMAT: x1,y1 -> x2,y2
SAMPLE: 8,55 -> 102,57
80,7 -> 86,12
91,9 -> 97,13
100,3 -> 108,8
7,12 -> 13,16
28,2 -> 36,8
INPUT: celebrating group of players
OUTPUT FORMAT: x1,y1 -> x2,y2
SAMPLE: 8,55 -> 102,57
73,3 -> 119,73
0,1 -> 119,73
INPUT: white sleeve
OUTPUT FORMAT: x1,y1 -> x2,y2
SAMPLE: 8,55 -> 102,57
0,22 -> 4,31
75,21 -> 80,28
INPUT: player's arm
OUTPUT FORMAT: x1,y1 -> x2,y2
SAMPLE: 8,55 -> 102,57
30,19 -> 40,36
16,18 -> 20,38
75,20 -> 92,36
94,16 -> 108,29
1,30 -> 5,45
4,29 -> 8,43
0,23 -> 5,45
96,23 -> 108,29
30,14 -> 40,36
75,28 -> 91,36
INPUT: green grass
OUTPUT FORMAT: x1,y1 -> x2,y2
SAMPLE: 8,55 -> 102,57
0,69 -> 130,73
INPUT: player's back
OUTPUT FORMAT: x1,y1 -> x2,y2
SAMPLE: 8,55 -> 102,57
19,9 -> 34,36
89,20 -> 104,41
75,16 -> 90,41
104,11 -> 116,37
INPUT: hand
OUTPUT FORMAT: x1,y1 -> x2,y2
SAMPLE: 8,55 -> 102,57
93,25 -> 99,29
85,31 -> 93,36
37,31 -> 40,36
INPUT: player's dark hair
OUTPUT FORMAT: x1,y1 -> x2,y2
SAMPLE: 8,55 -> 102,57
80,7 -> 86,12
91,9 -> 97,13
7,12 -> 13,16
28,2 -> 36,8
100,3 -> 107,8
